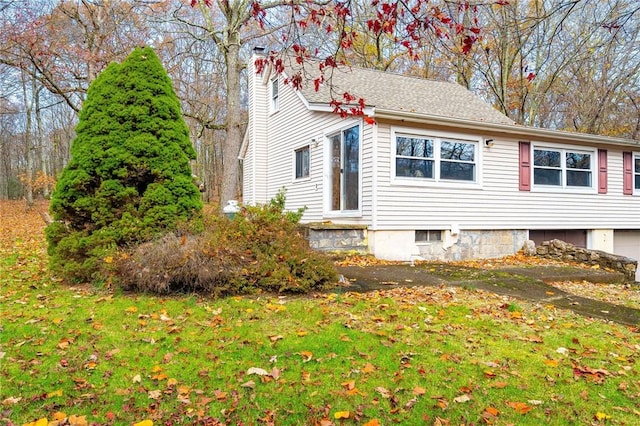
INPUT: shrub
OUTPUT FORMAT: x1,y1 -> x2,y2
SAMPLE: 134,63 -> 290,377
117,191 -> 338,295
46,47 -> 202,283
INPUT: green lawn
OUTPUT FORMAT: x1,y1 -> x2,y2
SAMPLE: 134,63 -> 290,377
1,203 -> 639,425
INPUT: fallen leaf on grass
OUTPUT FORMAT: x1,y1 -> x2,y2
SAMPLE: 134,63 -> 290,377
133,421 -> 153,426
334,411 -> 350,419
375,387 -> 392,398
213,390 -> 227,401
432,396 -> 448,410
412,386 -> 426,396
573,363 -> 610,381
341,380 -> 356,390
453,394 -> 472,403
68,415 -> 88,426
404,396 -> 418,410
247,367 -> 269,376
52,412 -> 67,421
434,416 -> 450,426
489,381 -> 508,389
484,406 -> 499,417
362,363 -> 376,373
47,389 -> 63,398
507,401 -> 533,414
2,396 -> 22,405
22,419 -> 47,426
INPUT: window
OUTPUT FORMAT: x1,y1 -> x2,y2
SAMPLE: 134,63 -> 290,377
533,147 -> 594,188
328,125 -> 360,212
395,134 -> 477,182
270,78 -> 279,111
415,230 -> 442,243
295,146 -> 310,179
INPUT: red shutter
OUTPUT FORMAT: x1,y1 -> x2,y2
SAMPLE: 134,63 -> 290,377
519,141 -> 531,191
598,149 -> 607,194
623,151 -> 633,195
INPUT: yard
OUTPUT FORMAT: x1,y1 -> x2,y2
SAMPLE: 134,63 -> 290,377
1,201 -> 638,426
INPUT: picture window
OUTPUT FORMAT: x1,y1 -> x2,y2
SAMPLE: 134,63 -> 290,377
395,134 -> 476,182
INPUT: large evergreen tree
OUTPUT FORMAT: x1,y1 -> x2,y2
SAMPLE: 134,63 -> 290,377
46,46 -> 202,282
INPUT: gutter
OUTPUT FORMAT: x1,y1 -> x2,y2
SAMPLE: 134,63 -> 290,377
373,109 -> 640,148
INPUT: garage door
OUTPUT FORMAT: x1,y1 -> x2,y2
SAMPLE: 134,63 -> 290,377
614,231 -> 640,282
529,230 -> 587,248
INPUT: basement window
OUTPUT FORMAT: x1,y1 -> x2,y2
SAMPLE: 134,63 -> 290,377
415,230 -> 442,243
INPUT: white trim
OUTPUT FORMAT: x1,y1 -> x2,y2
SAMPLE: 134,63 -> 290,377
323,119 -> 363,218
389,126 -> 483,189
306,102 -> 376,117
238,127 -> 250,160
260,62 -> 272,85
634,152 -> 640,196
371,120 -> 379,229
530,142 -> 598,194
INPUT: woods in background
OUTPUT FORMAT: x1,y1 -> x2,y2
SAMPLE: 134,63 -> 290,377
1,0 -> 638,203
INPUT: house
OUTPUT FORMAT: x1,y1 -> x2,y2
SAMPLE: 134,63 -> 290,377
240,52 -> 640,281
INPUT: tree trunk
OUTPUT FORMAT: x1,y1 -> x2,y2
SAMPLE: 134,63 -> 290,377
21,70 -> 34,208
221,36 -> 242,206
35,86 -> 49,198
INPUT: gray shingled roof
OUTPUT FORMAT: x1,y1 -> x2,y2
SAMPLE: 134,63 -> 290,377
298,66 -> 515,126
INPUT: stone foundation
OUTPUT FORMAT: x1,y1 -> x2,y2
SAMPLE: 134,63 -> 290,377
416,229 -> 529,261
531,239 -> 638,282
304,223 -> 368,253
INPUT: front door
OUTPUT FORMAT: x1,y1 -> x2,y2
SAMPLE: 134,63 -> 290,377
329,125 -> 360,212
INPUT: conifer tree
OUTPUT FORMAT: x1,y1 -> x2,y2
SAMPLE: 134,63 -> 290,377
46,46 -> 202,282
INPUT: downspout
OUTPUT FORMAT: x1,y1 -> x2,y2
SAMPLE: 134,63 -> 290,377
370,109 -> 378,230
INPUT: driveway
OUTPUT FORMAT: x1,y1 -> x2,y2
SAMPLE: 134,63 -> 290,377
336,263 -> 640,327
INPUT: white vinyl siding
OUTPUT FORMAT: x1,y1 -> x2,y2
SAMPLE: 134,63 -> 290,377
372,121 -> 640,231
243,57 -> 270,205
258,74 -> 371,224
244,54 -> 640,238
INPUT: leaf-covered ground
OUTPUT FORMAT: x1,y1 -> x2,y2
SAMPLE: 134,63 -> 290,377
1,201 -> 639,426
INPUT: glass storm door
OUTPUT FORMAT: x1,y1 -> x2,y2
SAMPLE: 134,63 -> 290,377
329,125 -> 360,211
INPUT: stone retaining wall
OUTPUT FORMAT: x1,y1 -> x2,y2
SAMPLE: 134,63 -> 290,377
303,223 -> 368,253
528,239 -> 638,282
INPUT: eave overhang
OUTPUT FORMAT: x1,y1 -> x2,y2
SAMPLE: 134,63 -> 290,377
372,108 -> 640,148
